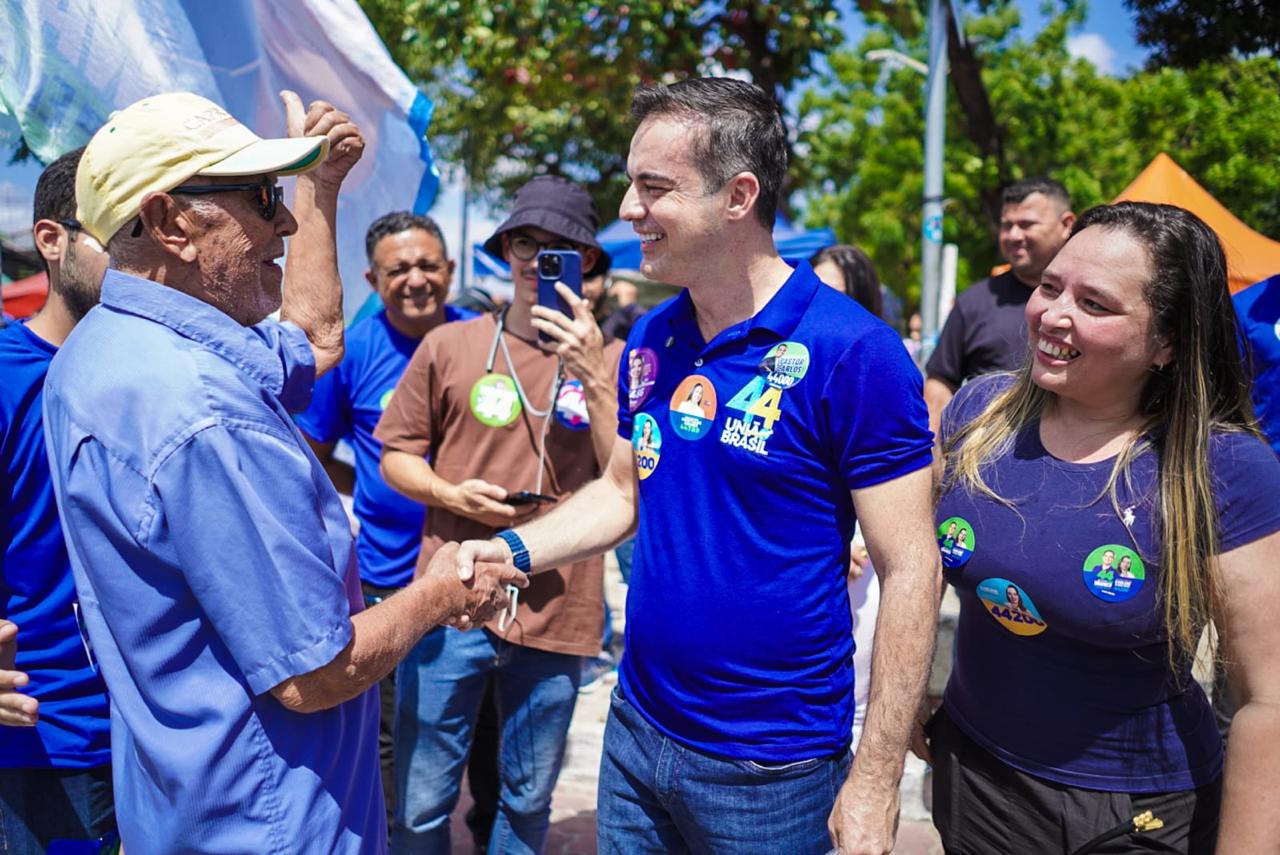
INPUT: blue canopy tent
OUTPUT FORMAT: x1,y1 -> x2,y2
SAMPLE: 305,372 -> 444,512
598,214 -> 836,271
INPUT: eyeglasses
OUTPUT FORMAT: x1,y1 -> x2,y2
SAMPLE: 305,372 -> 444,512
58,219 -> 82,232
131,177 -> 284,237
170,177 -> 284,222
506,232 -> 578,261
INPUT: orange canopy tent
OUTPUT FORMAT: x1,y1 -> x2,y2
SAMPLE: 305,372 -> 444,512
1114,153 -> 1280,293
1,272 -> 48,319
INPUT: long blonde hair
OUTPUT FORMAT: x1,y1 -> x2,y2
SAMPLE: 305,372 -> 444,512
943,203 -> 1261,667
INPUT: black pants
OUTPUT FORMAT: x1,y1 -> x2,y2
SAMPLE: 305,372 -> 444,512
929,707 -> 1221,854
364,583 -> 401,830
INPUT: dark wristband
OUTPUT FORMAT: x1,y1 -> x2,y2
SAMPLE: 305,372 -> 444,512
495,529 -> 531,573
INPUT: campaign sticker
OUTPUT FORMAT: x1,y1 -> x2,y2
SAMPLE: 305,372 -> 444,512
1082,545 -> 1146,603
976,578 -> 1048,637
379,389 -> 395,410
668,375 -> 717,440
555,380 -> 590,431
937,517 -> 975,569
632,413 -> 662,480
627,348 -> 659,411
469,373 -> 522,427
759,341 -> 810,389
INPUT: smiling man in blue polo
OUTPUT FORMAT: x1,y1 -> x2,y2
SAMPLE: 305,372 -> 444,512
457,77 -> 941,854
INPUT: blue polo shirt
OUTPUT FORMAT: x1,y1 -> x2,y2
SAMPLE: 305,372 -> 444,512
616,261 -> 933,762
42,271 -> 383,855
295,306 -> 475,588
1233,274 -> 1280,454
0,321 -> 110,770
937,373 -> 1280,791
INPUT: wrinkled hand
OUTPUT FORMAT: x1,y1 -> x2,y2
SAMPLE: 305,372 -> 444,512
909,696 -> 934,764
280,90 -> 365,189
0,621 -> 37,727
828,772 -> 899,855
445,479 -> 537,529
849,540 -> 870,581
421,542 -> 529,630
530,283 -> 607,383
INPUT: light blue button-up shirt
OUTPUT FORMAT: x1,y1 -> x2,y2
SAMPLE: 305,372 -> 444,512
43,269 -> 384,854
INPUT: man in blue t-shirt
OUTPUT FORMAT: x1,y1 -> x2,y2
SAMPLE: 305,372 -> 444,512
0,148 -> 115,854
455,77 -> 941,854
295,211 -> 476,828
1233,273 -> 1280,453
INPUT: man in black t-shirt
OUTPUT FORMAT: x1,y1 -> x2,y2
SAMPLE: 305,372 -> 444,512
924,177 -> 1074,438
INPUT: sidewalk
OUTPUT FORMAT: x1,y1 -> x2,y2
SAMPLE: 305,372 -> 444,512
448,557 -> 945,854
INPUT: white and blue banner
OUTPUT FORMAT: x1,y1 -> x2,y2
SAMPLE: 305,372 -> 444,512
0,0 -> 438,318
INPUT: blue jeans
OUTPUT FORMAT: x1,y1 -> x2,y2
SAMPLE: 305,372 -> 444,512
0,765 -> 115,855
597,687 -> 850,855
392,628 -> 581,855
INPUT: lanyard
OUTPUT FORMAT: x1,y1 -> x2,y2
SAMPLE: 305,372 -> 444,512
485,308 -> 562,420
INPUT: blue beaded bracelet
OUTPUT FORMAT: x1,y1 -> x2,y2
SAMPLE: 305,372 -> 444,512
496,529 -> 532,574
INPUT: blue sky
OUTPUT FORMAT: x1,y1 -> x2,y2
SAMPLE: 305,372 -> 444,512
1,1 -> 1149,267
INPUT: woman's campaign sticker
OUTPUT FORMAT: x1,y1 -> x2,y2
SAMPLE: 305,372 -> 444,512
627,348 -> 659,411
1082,545 -> 1146,603
555,380 -> 590,431
668,375 -> 717,440
379,389 -> 395,410
759,341 -> 810,389
470,373 -> 522,427
976,578 -> 1048,637
632,413 -> 663,480
937,517 -> 975,569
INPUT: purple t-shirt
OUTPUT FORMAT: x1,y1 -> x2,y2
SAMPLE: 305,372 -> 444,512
937,373 -> 1280,792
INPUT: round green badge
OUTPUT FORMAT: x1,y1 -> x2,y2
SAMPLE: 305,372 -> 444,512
469,373 -> 522,427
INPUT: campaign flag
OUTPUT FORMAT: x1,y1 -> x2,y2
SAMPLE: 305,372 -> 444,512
0,0 -> 438,318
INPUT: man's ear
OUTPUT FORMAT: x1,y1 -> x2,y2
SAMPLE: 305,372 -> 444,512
581,247 -> 601,276
365,268 -> 378,289
137,192 -> 200,263
724,171 -> 761,223
32,219 -> 67,267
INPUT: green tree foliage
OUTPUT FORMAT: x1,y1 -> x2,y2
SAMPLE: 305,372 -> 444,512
796,1 -> 1280,309
1125,0 -> 1279,70
358,0 -> 842,218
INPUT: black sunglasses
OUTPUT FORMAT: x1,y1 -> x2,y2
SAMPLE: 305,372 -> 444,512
170,177 -> 284,221
58,219 -> 82,232
131,178 -> 283,238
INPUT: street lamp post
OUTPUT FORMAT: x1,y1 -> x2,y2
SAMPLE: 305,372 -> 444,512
865,0 -> 949,357
921,0 -> 948,355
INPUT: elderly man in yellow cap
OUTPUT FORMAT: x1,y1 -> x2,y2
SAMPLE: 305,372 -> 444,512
40,92 -> 527,855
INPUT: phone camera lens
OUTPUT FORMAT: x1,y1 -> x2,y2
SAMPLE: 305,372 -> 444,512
539,254 -> 562,278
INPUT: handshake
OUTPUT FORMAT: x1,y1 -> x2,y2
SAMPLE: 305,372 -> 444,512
419,538 -> 528,630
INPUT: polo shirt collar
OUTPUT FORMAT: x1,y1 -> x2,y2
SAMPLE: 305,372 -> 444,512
99,268 -> 289,395
665,260 -> 820,356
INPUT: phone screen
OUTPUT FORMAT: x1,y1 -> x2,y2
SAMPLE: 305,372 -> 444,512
536,250 -> 584,343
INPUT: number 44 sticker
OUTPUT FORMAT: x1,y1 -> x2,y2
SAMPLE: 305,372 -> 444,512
725,376 -> 783,432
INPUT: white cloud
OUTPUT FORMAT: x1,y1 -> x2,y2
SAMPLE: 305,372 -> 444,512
1067,33 -> 1118,76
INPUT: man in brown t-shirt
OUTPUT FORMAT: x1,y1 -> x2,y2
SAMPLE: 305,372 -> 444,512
376,176 -> 623,852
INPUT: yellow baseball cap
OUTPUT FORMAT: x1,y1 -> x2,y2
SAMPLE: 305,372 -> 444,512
75,92 -> 330,244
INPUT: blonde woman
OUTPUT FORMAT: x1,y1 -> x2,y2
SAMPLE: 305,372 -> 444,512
923,203 -> 1280,853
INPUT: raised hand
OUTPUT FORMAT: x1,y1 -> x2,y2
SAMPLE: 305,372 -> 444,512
279,90 -> 365,190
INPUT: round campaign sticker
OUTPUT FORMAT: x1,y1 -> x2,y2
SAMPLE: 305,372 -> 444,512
976,578 -> 1048,637
759,341 -> 810,389
1082,545 -> 1146,603
379,389 -> 395,410
469,373 -> 522,428
936,516 -> 975,569
668,375 -> 717,440
555,380 -> 590,431
627,348 -> 659,412
632,413 -> 663,480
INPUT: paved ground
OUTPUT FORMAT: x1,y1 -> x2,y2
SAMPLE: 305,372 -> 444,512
445,558 -> 945,854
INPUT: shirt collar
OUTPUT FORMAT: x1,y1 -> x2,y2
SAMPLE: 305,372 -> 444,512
99,268 -> 289,395
665,260 -> 820,354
